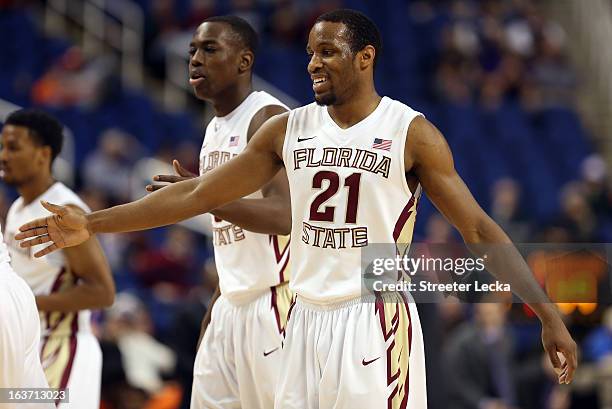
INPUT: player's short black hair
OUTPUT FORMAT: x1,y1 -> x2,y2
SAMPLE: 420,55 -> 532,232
204,15 -> 259,55
4,109 -> 64,161
315,9 -> 382,68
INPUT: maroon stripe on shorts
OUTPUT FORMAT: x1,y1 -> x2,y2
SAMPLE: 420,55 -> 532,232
56,335 -> 77,406
399,292 -> 413,409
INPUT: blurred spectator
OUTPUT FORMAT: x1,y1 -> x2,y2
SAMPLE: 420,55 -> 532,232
268,2 -> 302,45
490,178 -> 531,242
515,351 -> 572,409
79,188 -> 129,271
129,226 -> 199,295
425,213 -> 455,243
106,293 -> 177,395
556,182 -> 597,242
168,260 -> 218,409
429,0 -> 576,111
31,46 -> 116,108
581,154 -> 612,219
151,0 -> 180,34
230,0 -> 262,34
185,0 -> 215,28
174,140 -> 200,176
444,302 -> 518,409
584,307 -> 612,363
419,212 -> 464,409
83,128 -> 143,203
0,185 -> 15,225
530,22 -> 575,109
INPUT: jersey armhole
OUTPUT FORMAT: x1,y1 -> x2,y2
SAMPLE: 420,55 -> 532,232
398,111 -> 425,197
281,110 -> 295,166
246,103 -> 287,143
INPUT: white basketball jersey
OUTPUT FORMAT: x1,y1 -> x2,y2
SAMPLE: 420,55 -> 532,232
0,225 -> 11,266
4,182 -> 93,336
199,91 -> 290,303
282,97 -> 423,304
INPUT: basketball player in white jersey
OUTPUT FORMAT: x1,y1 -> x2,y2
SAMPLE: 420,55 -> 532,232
0,224 -> 54,409
1,109 -> 115,409
145,16 -> 292,408
17,8 -> 578,409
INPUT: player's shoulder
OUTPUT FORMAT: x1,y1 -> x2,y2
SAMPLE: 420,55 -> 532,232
259,110 -> 290,130
6,197 -> 24,219
285,102 -> 323,126
44,183 -> 91,212
380,96 -> 423,119
251,90 -> 289,110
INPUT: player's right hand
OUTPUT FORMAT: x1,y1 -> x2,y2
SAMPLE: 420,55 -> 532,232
146,159 -> 197,192
15,201 -> 91,257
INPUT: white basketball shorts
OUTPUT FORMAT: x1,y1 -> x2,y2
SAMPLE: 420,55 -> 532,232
275,291 -> 427,409
40,332 -> 102,409
191,283 -> 294,409
0,264 -> 53,409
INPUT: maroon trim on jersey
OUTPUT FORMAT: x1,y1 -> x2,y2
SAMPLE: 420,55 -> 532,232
269,235 -> 290,283
278,251 -> 290,283
393,195 -> 416,242
57,334 -> 78,406
44,267 -> 67,333
269,235 -> 290,263
70,274 -> 80,334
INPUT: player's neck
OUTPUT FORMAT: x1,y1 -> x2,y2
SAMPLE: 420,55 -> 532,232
212,82 -> 254,117
327,88 -> 381,129
19,175 -> 55,205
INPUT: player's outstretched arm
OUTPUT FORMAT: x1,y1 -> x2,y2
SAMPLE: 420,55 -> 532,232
405,116 -> 577,384
34,204 -> 115,312
16,113 -> 288,256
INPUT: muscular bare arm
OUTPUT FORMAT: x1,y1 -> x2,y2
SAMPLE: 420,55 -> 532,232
405,116 -> 577,383
35,205 -> 115,312
197,285 -> 220,350
16,113 -> 288,254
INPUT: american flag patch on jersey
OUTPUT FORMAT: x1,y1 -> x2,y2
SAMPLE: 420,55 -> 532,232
372,138 -> 392,151
229,136 -> 240,147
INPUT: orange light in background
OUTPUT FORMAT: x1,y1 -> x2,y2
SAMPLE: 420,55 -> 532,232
577,303 -> 598,315
556,303 -> 576,315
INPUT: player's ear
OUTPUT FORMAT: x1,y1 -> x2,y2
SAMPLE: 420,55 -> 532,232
239,50 -> 254,73
358,45 -> 375,71
39,145 -> 52,168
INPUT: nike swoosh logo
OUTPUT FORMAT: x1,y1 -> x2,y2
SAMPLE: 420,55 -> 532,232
263,347 -> 280,357
297,135 -> 318,142
362,356 -> 381,366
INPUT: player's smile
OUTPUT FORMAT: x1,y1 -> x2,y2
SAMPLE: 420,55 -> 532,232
311,75 -> 329,93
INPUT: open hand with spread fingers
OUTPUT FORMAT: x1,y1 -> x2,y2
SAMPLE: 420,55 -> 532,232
15,201 -> 91,257
145,159 -> 197,192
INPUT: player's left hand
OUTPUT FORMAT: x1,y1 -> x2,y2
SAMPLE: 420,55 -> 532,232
541,315 -> 578,384
15,201 -> 91,257
146,159 -> 197,192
